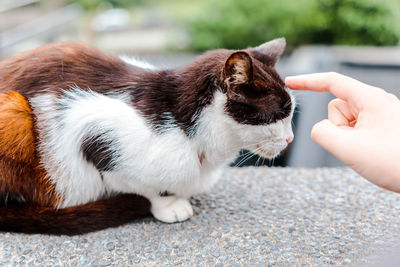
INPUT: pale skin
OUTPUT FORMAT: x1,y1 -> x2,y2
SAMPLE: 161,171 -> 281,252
285,72 -> 400,193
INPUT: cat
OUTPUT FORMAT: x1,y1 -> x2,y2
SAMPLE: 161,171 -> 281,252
0,38 -> 294,235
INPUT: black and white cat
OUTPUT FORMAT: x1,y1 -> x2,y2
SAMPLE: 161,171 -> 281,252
0,38 -> 294,234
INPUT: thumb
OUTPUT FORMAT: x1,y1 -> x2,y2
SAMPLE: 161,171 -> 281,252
311,119 -> 353,162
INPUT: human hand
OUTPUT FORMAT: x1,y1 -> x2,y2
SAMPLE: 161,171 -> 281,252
285,72 -> 400,193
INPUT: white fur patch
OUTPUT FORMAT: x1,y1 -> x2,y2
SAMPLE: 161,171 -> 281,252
30,89 -> 136,207
119,55 -> 156,70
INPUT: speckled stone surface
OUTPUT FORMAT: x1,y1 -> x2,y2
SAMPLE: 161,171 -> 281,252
1,167 -> 400,266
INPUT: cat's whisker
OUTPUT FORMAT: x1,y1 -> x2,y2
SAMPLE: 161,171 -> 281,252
234,145 -> 268,167
293,108 -> 302,115
283,99 -> 291,109
212,138 -> 272,156
233,150 -> 259,167
255,154 -> 263,167
291,120 -> 297,131
233,151 -> 254,166
261,156 -> 266,166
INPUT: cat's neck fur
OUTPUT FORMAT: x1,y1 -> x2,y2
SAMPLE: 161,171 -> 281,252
125,50 -> 239,165
127,50 -> 230,138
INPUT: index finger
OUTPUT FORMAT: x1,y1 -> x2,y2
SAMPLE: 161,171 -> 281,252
285,72 -> 373,106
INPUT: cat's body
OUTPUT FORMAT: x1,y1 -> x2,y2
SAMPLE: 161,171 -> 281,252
0,38 -> 294,235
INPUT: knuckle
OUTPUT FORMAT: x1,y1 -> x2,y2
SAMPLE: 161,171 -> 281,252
328,98 -> 339,109
326,72 -> 340,80
386,93 -> 399,102
369,85 -> 386,95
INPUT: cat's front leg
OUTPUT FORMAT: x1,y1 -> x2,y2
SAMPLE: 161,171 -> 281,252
150,195 -> 193,223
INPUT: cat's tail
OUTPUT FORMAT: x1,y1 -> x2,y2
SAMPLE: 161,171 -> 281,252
0,194 -> 151,235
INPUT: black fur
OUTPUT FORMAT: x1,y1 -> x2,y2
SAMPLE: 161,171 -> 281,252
0,194 -> 151,235
81,131 -> 120,172
159,191 -> 174,197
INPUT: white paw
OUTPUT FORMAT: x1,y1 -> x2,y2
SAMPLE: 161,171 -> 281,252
151,196 -> 194,223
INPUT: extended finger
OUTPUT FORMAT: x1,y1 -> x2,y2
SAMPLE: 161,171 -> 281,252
285,72 -> 374,108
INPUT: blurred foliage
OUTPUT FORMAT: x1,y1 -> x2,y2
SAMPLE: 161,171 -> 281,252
185,0 -> 399,51
68,0 -> 145,10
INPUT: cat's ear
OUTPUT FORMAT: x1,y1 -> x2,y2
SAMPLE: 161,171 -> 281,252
250,37 -> 286,66
223,51 -> 253,90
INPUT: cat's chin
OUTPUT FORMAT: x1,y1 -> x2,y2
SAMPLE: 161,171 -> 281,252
253,144 -> 285,159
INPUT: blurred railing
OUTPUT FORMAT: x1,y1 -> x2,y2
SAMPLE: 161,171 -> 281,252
0,1 -> 82,59
0,0 -> 39,13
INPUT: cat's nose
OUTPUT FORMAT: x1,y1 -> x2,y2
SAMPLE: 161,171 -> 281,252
286,136 -> 294,144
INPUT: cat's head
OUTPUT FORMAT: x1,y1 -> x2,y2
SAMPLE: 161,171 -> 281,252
219,38 -> 294,159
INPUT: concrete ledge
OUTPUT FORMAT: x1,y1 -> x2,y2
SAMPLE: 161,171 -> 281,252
1,167 -> 400,266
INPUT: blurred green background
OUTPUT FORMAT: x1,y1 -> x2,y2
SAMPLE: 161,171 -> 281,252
183,0 -> 400,51
69,0 -> 400,51
2,0 -> 399,57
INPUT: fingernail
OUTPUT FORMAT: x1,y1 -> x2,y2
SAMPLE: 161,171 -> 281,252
285,76 -> 295,85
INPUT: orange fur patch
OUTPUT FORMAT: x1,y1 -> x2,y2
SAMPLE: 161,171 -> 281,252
0,92 -> 61,206
0,92 -> 35,163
